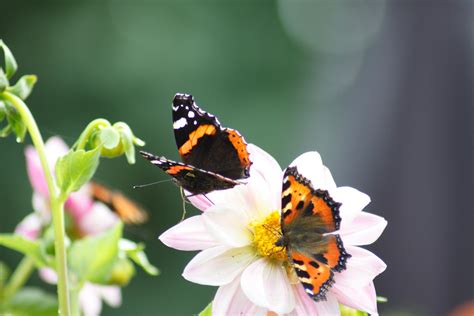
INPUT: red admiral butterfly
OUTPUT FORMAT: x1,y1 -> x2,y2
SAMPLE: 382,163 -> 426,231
140,93 -> 251,195
277,166 -> 350,301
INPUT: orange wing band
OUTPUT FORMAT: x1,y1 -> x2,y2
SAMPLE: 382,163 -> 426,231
178,124 -> 217,156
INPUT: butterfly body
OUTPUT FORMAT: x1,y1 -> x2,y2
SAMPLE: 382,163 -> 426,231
141,93 -> 251,195
279,166 -> 351,301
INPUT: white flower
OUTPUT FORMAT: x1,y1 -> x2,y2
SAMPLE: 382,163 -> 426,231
160,144 -> 387,315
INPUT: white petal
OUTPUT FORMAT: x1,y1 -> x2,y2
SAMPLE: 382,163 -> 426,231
183,245 -> 256,286
44,136 -> 69,171
339,212 -> 387,246
335,246 -> 386,288
78,202 -> 119,236
314,293 -> 340,316
32,192 -> 51,223
332,281 -> 378,315
79,283 -> 103,316
248,144 -> 283,210
290,151 -> 336,191
289,284 -> 319,315
241,258 -> 295,314
202,206 -> 253,247
97,285 -> 122,307
159,216 -> 219,251
213,273 -> 267,316
329,186 -> 370,229
14,213 -> 42,240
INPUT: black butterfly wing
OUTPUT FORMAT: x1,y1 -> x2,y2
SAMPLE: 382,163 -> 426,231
171,93 -> 251,179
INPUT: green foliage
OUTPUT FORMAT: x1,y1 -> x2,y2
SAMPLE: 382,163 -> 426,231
9,75 -> 37,100
377,296 -> 388,303
120,239 -> 159,276
1,287 -> 58,316
0,40 -> 18,79
340,305 -> 368,316
0,261 -> 10,289
0,234 -> 47,267
55,147 -> 101,198
0,68 -> 7,92
108,258 -> 135,286
68,222 -> 123,284
199,302 -> 213,316
0,100 -> 27,142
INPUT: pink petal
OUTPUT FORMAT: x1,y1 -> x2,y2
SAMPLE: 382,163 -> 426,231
213,273 -> 267,316
335,246 -> 386,288
97,285 -> 122,307
289,151 -> 337,191
38,268 -> 58,284
14,213 -> 42,240
25,146 -> 49,196
79,283 -> 103,316
188,194 -> 213,211
44,137 -> 69,169
329,186 -> 370,229
66,184 -> 94,222
241,258 -> 295,314
32,193 -> 51,221
78,202 -> 119,236
339,211 -> 387,246
183,245 -> 256,286
202,206 -> 253,247
159,216 -> 219,251
332,281 -> 378,315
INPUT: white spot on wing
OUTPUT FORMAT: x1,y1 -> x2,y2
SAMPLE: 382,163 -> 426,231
188,111 -> 195,118
173,117 -> 188,129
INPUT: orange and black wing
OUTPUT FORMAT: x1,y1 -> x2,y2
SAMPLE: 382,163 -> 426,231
281,166 -> 341,233
290,251 -> 334,302
140,151 -> 240,195
171,93 -> 251,180
91,182 -> 148,225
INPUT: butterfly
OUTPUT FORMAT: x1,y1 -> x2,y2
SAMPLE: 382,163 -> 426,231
91,182 -> 148,225
277,166 -> 351,301
140,93 -> 252,195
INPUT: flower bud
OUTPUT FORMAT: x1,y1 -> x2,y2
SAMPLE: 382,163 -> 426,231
107,258 -> 135,286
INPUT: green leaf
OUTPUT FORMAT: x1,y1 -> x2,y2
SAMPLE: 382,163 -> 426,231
0,261 -> 10,288
0,68 -> 8,92
1,287 -> 58,316
68,222 -> 123,283
0,234 -> 47,267
199,302 -> 213,316
4,100 -> 26,142
55,147 -> 101,198
120,239 -> 159,276
8,74 -> 37,100
0,101 -> 5,122
0,40 -> 18,79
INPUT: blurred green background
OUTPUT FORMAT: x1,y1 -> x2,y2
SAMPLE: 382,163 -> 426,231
1,1 -> 473,315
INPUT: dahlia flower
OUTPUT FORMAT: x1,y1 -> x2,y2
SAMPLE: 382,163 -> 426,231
160,144 -> 387,315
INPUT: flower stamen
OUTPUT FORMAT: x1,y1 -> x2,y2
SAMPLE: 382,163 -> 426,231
249,211 -> 288,261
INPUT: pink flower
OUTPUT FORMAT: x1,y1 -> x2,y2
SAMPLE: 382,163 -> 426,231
15,136 -> 122,315
23,136 -> 119,235
160,145 -> 387,315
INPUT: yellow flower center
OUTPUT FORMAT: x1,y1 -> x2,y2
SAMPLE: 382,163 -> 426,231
249,211 -> 288,261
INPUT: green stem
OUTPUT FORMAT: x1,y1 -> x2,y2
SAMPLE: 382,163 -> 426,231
2,256 -> 35,301
2,91 -> 71,316
75,118 -> 110,150
69,284 -> 81,316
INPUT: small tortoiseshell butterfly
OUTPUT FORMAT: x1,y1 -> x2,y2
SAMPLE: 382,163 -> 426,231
140,93 -> 252,195
91,182 -> 148,225
277,166 -> 351,301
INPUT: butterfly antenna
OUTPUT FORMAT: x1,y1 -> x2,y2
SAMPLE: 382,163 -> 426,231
133,179 -> 173,189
